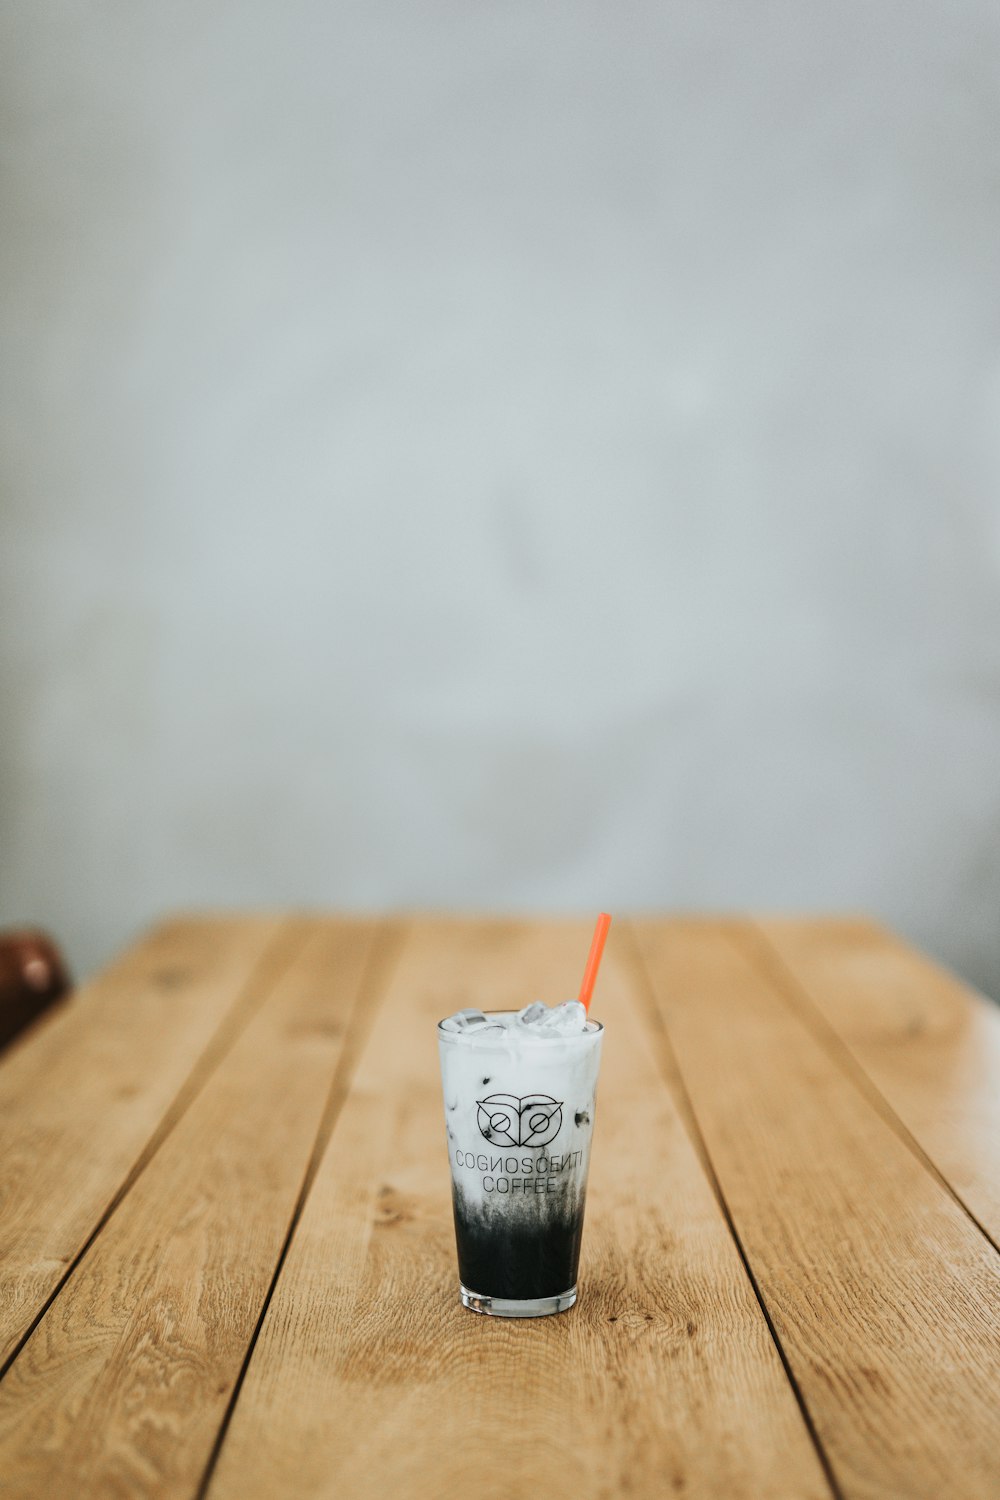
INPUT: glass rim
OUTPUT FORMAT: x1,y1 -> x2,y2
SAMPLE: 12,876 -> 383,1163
437,1008 -> 604,1044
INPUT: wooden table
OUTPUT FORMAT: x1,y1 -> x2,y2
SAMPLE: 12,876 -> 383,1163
1,916 -> 998,1500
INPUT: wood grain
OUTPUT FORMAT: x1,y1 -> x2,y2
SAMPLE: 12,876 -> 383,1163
752,917 -> 1000,1246
207,919 -> 831,1500
0,915 -> 289,1368
0,919 -> 386,1500
632,919 -> 1000,1500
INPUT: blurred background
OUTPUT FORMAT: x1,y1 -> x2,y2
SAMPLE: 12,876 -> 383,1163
2,1 -> 999,994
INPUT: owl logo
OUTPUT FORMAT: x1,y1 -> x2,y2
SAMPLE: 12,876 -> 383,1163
477,1093 -> 563,1148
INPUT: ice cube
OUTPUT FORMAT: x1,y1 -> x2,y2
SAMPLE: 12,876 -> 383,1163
516,1001 -> 548,1026
532,1000 -> 588,1035
440,1007 -> 490,1032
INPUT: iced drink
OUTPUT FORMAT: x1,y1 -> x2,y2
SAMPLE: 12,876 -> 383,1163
438,1001 -> 603,1317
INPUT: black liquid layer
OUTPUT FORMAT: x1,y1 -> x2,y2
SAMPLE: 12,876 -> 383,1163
451,1186 -> 587,1300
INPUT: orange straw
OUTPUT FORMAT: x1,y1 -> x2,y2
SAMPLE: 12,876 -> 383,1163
577,912 -> 612,1013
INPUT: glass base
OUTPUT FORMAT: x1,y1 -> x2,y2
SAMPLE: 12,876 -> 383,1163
459,1283 -> 577,1318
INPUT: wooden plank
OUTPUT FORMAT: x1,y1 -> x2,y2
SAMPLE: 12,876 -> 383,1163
632,919 -> 1000,1500
208,919 -> 832,1500
753,917 -> 1000,1245
0,919 -> 388,1500
0,915 -> 290,1368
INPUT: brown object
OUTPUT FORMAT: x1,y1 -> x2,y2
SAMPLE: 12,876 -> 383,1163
0,928 -> 71,1050
0,915 -> 997,1500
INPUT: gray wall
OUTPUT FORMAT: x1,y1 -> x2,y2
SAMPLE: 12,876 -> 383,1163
2,1 -> 999,992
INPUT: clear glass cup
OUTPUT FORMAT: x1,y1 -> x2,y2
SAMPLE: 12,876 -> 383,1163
437,1010 -> 603,1317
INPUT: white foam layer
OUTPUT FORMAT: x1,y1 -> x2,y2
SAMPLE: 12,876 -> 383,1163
439,999 -> 595,1039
